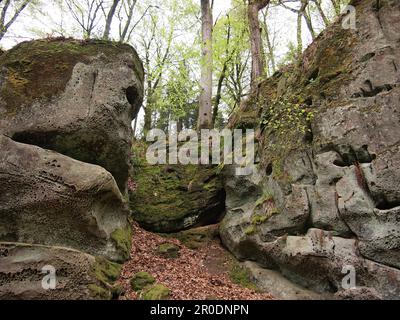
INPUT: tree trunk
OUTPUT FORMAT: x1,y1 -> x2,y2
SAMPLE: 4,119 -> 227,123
262,10 -> 276,75
248,0 -> 270,87
212,63 -> 227,126
302,1 -> 316,40
120,0 -> 137,42
330,0 -> 341,16
314,0 -> 330,26
143,104 -> 152,133
296,9 -> 303,58
177,118 -> 183,133
103,0 -> 120,40
212,18 -> 231,126
198,0 -> 213,130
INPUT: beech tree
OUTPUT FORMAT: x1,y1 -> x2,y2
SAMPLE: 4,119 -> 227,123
198,0 -> 213,130
102,0 -> 120,39
247,0 -> 270,87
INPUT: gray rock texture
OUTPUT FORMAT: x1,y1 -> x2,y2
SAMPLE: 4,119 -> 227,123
0,38 -> 144,192
0,135 -> 131,262
221,0 -> 400,299
0,38 -> 144,299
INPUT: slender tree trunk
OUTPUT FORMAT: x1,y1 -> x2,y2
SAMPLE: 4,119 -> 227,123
248,0 -> 270,88
264,28 -> 276,73
143,102 -> 152,133
120,0 -> 137,42
302,1 -> 316,40
212,18 -> 231,126
212,63 -> 227,126
177,118 -> 183,133
198,0 -> 213,130
296,8 -> 303,58
330,0 -> 341,16
314,0 -> 329,26
261,11 -> 276,74
103,0 -> 120,40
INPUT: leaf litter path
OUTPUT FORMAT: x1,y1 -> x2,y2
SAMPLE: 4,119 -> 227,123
118,222 -> 274,300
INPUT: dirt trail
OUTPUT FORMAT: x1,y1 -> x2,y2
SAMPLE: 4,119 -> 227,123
118,223 -> 274,300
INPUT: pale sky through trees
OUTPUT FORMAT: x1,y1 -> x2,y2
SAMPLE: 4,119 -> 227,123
0,0 -> 340,134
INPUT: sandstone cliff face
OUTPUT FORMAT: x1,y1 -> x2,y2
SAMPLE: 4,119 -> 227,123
221,0 -> 400,299
0,38 -> 144,299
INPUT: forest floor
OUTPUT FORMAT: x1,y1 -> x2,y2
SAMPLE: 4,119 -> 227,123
118,222 -> 274,300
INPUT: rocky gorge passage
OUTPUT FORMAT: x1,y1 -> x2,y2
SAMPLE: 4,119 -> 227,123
118,223 -> 273,300
0,0 -> 400,301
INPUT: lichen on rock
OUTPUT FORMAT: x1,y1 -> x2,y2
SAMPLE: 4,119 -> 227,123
0,38 -> 144,300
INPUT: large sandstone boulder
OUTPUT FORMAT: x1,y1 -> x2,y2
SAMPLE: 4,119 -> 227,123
0,38 -> 143,299
0,135 -> 131,262
221,0 -> 400,299
0,243 -> 122,300
0,38 -> 144,192
130,160 -> 225,233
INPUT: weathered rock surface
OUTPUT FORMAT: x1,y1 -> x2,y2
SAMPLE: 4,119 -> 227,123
0,243 -> 122,300
243,261 -> 327,300
0,38 -> 143,300
221,0 -> 400,299
0,135 -> 131,262
130,143 -> 225,232
0,38 -> 144,192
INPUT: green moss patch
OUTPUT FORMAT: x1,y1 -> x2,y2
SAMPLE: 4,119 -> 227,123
161,225 -> 219,249
156,243 -> 180,259
92,257 -> 122,285
140,284 -> 171,300
111,225 -> 133,262
229,264 -> 258,290
244,225 -> 256,236
130,271 -> 156,292
89,257 -> 123,300
130,142 -> 225,232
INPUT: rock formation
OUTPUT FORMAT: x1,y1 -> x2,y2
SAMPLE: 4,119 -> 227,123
0,38 -> 144,192
220,0 -> 400,299
129,143 -> 225,233
0,38 -> 144,299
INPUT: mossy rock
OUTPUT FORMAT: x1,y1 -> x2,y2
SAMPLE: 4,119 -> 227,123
0,37 -> 143,116
140,284 -> 171,300
244,225 -> 256,236
130,143 -> 225,232
161,225 -> 219,250
229,264 -> 258,290
0,242 -> 123,300
110,225 -> 133,262
130,271 -> 156,292
156,243 -> 180,259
